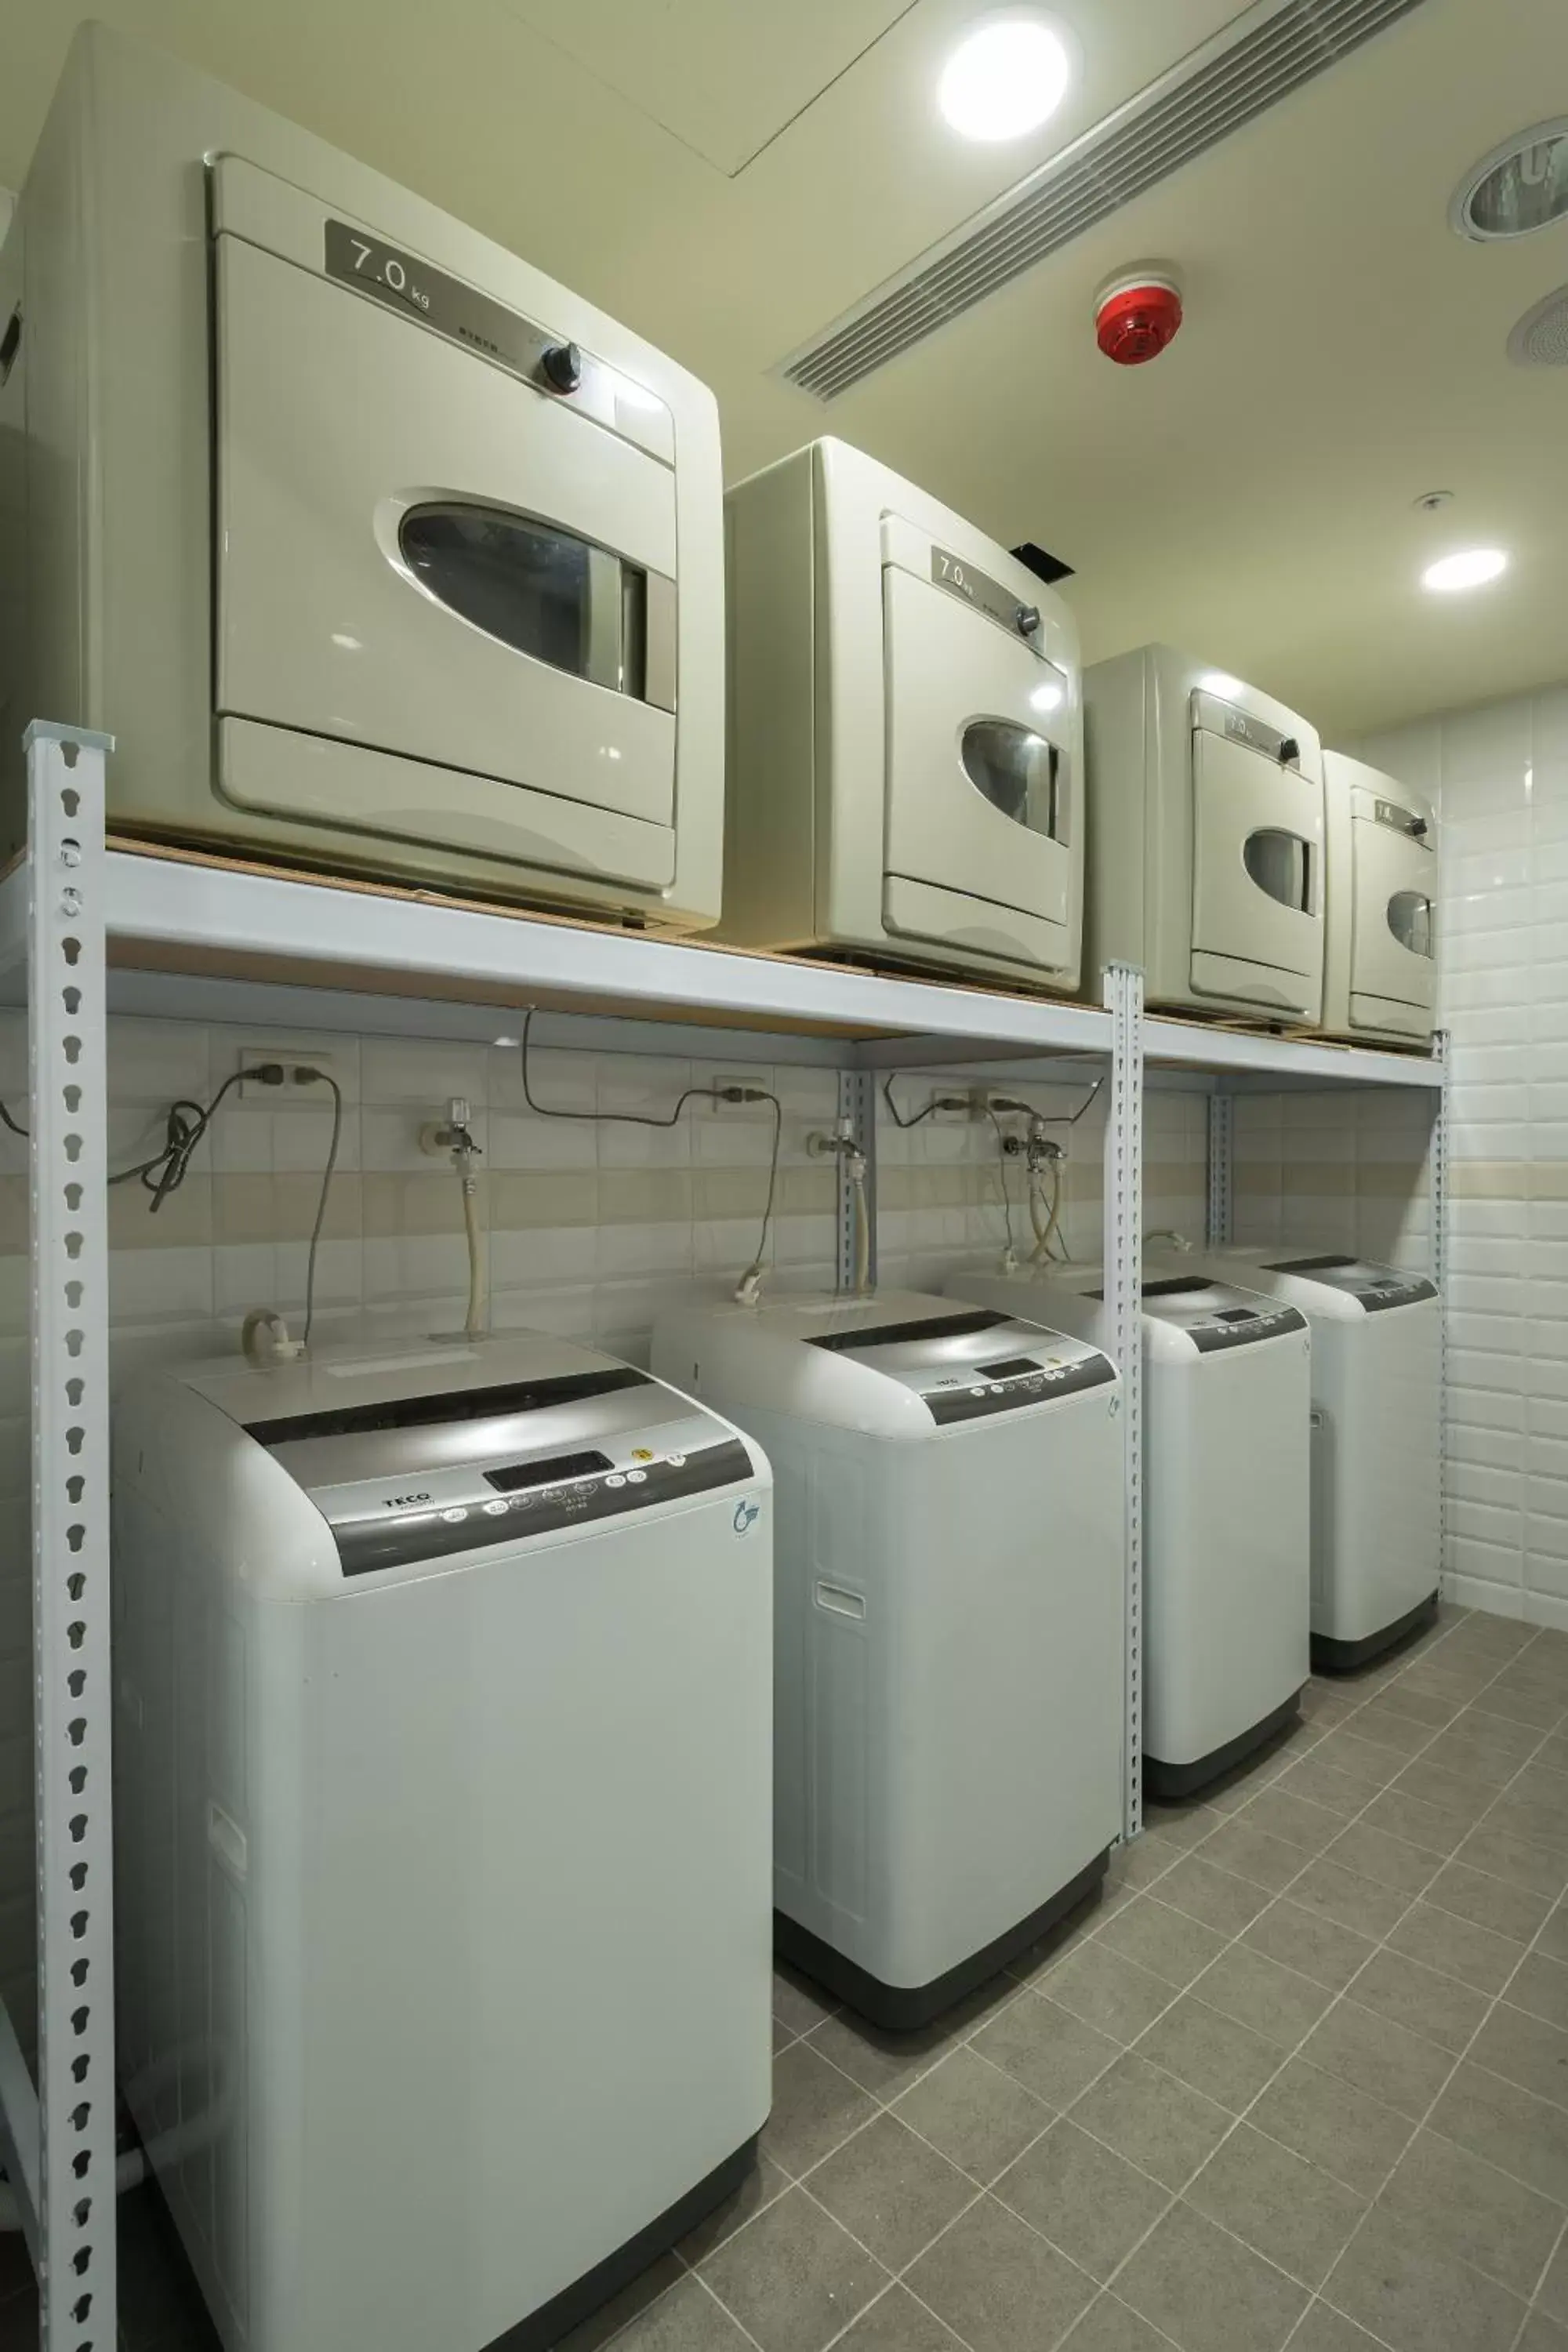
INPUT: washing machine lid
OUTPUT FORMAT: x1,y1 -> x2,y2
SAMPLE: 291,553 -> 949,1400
1129,1274 -> 1308,1353
1263,1254 -> 1437,1313
187,1339 -> 753,1574
804,1303 -> 1115,1423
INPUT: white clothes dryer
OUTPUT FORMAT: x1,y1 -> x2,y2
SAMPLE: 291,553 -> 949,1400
953,1264 -> 1312,1798
1323,752 -> 1438,1046
1184,1247 -> 1441,1669
652,1291 -> 1123,2024
1083,644 -> 1326,1022
113,1336 -> 771,2352
720,438 -> 1083,990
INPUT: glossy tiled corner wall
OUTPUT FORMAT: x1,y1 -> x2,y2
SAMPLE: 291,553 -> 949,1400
1356,680 -> 1568,1632
0,1006 -> 1204,2047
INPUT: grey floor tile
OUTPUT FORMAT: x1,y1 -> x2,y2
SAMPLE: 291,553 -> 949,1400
1468,2003 -> 1568,2111
1423,1724 -> 1544,1788
1241,1900 -> 1377,1994
678,2154 -> 793,2266
1542,1733 -> 1568,1774
774,1963 -> 837,2038
1282,2302 -> 1388,2350
1539,1904 -> 1568,1963
1323,1820 -> 1442,1897
585,2274 -> 759,2351
1298,1996 -> 1455,2122
1069,2054 -> 1232,2191
763,2042 -> 882,2180
1322,2204 -> 1526,2352
1376,2125 -> 1566,2296
1149,1854 -> 1273,1938
1094,1898 -> 1229,1991
1456,1822 -> 1568,1900
1541,2232 -> 1568,2321
806,1973 -> 1018,2102
1047,1943 -> 1179,2044
804,2113 -> 975,2273
1472,1707 -> 1562,1756
1391,1759 -> 1496,1826
1347,1945 -> 1491,2054
1519,2310 -> 1568,2349
1195,1818 -> 1312,1894
557,2254 -> 687,2350
1287,1856 -> 1413,1940
1061,2295 -> 1181,2350
1110,1835 -> 1181,1895
1190,1943 -> 1334,2048
1479,1682 -> 1567,1732
1116,2198 -> 1309,2352
1249,2057 -> 1415,2198
1425,1858 -> 1555,1946
1310,1729 -> 1410,1787
699,2187 -> 890,2352
971,1991 -> 1123,2110
1386,1898 -> 1529,1994
774,2017 -> 798,2054
829,2285 -> 968,2350
1186,2123 -> 1367,2288
1134,1992 -> 1287,2113
1243,1791 -> 1349,1857
1367,1684 -> 1465,1730
1358,1786 -> 1472,1857
892,2045 -> 1053,2183
1271,1755 -> 1387,1820
1142,1801 -> 1225,1853
994,2118 -> 1169,2282
1429,2061 -> 1568,2203
1334,1703 -> 1435,1758
904,2194 -> 1098,2352
1512,1953 -> 1568,2031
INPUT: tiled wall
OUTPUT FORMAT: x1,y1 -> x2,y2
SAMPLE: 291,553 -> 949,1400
1352,679 -> 1568,1632
1229,1087 -> 1436,1271
0,1005 -> 1205,2047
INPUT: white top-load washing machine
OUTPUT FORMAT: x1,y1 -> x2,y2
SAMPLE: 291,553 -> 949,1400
1083,644 -> 1327,1022
952,1264 -> 1311,1798
112,1336 -> 771,2352
1178,1247 -> 1441,1670
1323,752 -> 1438,1046
0,24 -> 723,925
652,1290 -> 1123,2024
719,437 -> 1083,990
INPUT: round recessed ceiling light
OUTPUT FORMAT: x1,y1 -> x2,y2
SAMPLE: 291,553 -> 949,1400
1421,547 -> 1509,593
938,15 -> 1072,143
1452,119 -> 1568,240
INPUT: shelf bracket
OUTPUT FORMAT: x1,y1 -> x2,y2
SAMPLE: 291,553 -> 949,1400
15,720 -> 118,2351
1102,964 -> 1145,1842
834,1069 -> 878,1296
1205,1092 -> 1234,1249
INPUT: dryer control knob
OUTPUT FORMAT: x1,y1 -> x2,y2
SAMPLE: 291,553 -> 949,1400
1278,736 -> 1301,765
541,341 -> 583,393
1015,604 -> 1040,637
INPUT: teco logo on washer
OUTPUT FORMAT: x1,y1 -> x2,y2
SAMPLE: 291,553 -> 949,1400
384,1491 -> 433,1510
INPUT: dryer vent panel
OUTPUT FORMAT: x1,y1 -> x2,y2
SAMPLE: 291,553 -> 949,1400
781,0 -> 1434,401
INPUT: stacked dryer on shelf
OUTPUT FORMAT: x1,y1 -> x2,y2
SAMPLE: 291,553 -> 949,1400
952,1262 -> 1312,1798
720,438 -> 1084,993
1322,752 -> 1438,1045
1083,645 -> 1327,1024
1178,1247 -> 1442,1670
652,1290 -> 1124,2024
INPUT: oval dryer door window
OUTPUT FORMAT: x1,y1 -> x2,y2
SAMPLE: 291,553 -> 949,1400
960,720 -> 1062,840
398,504 -> 641,694
1388,891 -> 1435,958
1243,828 -> 1311,912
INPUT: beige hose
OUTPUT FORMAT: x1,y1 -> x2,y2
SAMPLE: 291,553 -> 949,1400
461,1163 -> 485,1338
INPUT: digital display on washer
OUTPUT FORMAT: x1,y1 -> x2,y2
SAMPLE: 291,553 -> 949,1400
977,1356 -> 1045,1380
1214,1309 -> 1255,1325
484,1449 -> 613,1493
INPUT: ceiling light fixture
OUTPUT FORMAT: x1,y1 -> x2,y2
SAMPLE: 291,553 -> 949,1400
1421,548 -> 1508,593
938,15 -> 1072,143
1452,120 -> 1568,241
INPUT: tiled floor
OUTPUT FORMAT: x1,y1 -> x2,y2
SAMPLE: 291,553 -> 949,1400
9,1604 -> 1568,2352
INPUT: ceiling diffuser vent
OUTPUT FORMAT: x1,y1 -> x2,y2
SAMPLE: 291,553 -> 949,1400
1509,284 -> 1568,368
781,0 -> 1433,401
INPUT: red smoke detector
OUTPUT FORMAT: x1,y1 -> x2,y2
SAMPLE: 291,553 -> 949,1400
1094,270 -> 1183,366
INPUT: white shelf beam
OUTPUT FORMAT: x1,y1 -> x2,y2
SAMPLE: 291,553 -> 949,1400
1145,1014 -> 1444,1091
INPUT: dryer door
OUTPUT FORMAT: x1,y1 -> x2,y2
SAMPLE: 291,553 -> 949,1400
1189,700 -> 1324,1010
1350,801 -> 1436,1034
211,166 -> 679,887
880,554 -> 1076,975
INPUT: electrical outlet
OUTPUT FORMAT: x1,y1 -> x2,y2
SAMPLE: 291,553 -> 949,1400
237,1049 -> 339,1103
923,1091 -> 970,1125
703,1070 -> 771,1112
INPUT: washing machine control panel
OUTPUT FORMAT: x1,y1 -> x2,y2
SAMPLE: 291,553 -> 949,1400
1265,1254 -> 1438,1314
1134,1276 -> 1308,1354
808,1307 -> 1116,1424
246,1365 -> 759,1575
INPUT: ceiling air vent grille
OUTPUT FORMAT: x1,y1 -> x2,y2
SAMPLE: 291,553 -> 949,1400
781,0 -> 1432,401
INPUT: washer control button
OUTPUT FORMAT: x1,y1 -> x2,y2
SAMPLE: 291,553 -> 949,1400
482,1499 -> 509,1516
605,1473 -> 627,1488
440,1507 -> 467,1523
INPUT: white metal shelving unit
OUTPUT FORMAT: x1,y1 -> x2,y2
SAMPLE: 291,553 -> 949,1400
0,729 -> 1446,2348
